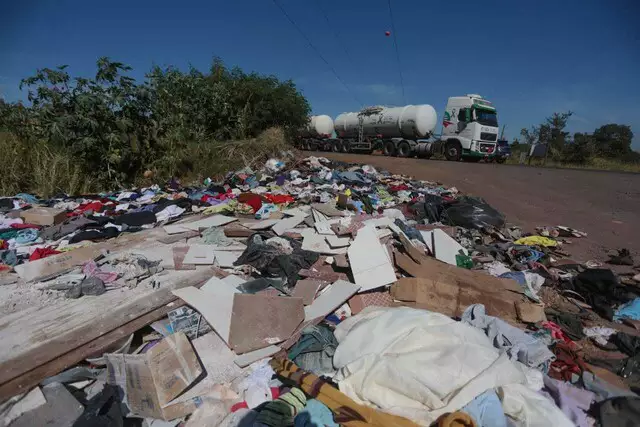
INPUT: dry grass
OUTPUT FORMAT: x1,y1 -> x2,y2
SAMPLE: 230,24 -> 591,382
1,127 -> 294,197
505,155 -> 640,173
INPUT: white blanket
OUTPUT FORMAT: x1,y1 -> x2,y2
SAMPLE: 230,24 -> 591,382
332,307 -> 572,426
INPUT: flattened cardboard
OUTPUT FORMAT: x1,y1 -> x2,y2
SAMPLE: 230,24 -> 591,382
20,207 -> 66,226
228,294 -> 304,354
105,332 -> 203,420
14,245 -> 103,282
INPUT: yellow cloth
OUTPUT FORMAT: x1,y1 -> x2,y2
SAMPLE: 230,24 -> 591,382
437,411 -> 477,427
514,236 -> 558,247
271,359 -> 420,427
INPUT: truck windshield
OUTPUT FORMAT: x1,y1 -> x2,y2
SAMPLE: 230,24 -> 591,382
474,109 -> 498,127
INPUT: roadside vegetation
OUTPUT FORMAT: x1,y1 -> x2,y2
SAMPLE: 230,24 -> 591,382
510,112 -> 639,171
0,57 -> 309,196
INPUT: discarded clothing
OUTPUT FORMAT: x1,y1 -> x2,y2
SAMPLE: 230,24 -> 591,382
436,412 -> 477,427
498,383 -> 574,427
545,309 -> 585,341
288,323 -> 337,376
109,210 -> 156,226
0,249 -> 18,266
549,342 -> 589,381
607,248 -> 634,266
614,298 -> 640,322
29,247 -> 61,261
610,332 -> 640,357
583,326 -> 617,346
294,399 -> 338,427
234,233 -> 319,287
460,390 -> 507,427
39,216 -> 97,241
580,371 -> 638,402
593,396 -> 640,426
462,304 -> 555,369
499,271 -> 545,301
256,387 -> 307,427
332,307 -> 529,425
271,358 -> 420,427
567,269 -> 632,320
514,235 -> 558,247
69,227 -> 119,244
541,375 -> 595,427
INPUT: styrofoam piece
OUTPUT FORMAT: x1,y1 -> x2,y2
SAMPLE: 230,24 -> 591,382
314,221 -> 335,235
183,245 -> 215,265
213,251 -> 242,268
326,235 -> 351,248
163,224 -> 192,235
348,226 -> 396,292
247,219 -> 280,230
221,274 -> 247,287
182,215 -> 238,231
431,228 -> 467,265
234,345 -> 281,368
282,207 -> 309,218
363,216 -> 395,228
301,229 -> 347,255
272,216 -> 306,236
201,275 -> 241,295
172,285 -> 236,344
304,280 -> 360,321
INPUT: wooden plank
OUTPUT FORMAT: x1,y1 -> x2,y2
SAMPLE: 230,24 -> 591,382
0,298 -> 190,402
0,268 -> 214,390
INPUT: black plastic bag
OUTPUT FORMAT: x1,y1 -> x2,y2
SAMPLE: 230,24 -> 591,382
442,196 -> 505,229
409,194 -> 445,223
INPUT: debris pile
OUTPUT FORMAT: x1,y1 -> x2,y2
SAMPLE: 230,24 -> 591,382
1,155 -> 639,426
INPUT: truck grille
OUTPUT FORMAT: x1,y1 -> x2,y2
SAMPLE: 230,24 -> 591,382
479,143 -> 495,154
480,132 -> 497,141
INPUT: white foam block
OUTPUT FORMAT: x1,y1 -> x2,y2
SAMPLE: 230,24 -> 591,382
304,280 -> 360,321
348,226 -> 396,292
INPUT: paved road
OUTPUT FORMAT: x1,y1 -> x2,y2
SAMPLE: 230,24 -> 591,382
318,152 -> 640,264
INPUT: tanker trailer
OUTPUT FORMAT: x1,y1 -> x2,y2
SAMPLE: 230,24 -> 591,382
333,104 -> 437,156
296,115 -> 334,151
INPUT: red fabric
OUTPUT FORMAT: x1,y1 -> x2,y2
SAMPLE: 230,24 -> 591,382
0,240 -> 7,250
238,193 -> 263,213
264,194 -> 294,205
541,321 -> 576,347
30,247 -> 62,261
68,201 -> 105,217
389,184 -> 409,192
0,264 -> 10,272
549,342 -> 590,381
10,223 -> 42,229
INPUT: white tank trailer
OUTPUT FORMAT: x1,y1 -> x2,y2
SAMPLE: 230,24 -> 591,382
296,104 -> 439,157
300,115 -> 334,138
296,94 -> 500,161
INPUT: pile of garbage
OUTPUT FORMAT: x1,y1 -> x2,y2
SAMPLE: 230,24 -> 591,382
1,155 -> 639,427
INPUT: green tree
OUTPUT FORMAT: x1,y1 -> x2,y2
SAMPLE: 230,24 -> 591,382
562,132 -> 593,164
593,124 -> 633,158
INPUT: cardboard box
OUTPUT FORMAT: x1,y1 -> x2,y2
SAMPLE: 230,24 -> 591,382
105,332 -> 204,420
20,207 -> 66,226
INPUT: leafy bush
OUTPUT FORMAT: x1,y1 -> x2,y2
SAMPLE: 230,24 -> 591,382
0,57 -> 309,191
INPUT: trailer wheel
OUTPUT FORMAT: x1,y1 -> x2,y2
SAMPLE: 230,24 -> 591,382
341,140 -> 350,153
445,140 -> 462,161
383,141 -> 396,156
332,140 -> 342,152
397,141 -> 411,157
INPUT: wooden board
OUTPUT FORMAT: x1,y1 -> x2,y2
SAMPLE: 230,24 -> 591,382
0,267 -> 214,399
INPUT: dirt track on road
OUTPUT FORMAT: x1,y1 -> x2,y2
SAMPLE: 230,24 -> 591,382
318,152 -> 640,265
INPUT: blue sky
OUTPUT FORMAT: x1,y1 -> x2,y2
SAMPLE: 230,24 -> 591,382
2,0 -> 639,146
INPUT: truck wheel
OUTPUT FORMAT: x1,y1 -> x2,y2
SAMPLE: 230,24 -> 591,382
445,141 -> 462,161
303,140 -> 311,150
383,141 -> 396,156
397,141 -> 411,157
332,140 -> 342,152
341,141 -> 350,153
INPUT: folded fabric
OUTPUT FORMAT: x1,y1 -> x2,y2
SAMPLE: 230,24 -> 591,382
497,383 -> 573,427
294,399 -> 338,427
541,375 -> 595,427
256,388 -> 307,427
462,304 -> 555,369
332,306 -> 528,425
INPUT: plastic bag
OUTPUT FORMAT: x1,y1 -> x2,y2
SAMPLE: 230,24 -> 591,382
265,158 -> 285,173
442,196 -> 505,229
409,194 -> 445,224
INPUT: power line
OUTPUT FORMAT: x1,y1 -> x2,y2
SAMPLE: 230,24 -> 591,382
271,0 -> 363,107
386,0 -> 406,104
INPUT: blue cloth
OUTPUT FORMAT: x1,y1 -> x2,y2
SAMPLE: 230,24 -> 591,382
614,298 -> 640,322
14,193 -> 39,204
462,390 -> 508,427
15,228 -> 38,244
294,399 -> 338,427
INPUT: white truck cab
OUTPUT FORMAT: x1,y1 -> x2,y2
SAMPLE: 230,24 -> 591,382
440,94 -> 499,161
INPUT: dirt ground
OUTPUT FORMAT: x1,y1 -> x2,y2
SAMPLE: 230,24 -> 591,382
318,152 -> 640,267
